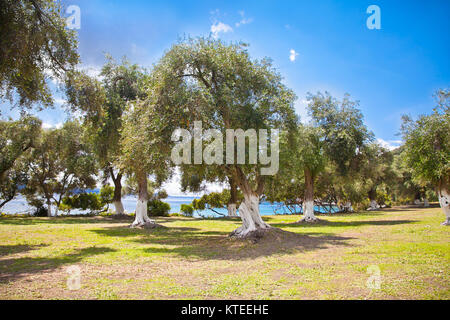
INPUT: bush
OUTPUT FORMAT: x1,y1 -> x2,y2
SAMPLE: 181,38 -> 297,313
33,206 -> 48,217
180,204 -> 194,217
61,193 -> 103,212
147,199 -> 170,216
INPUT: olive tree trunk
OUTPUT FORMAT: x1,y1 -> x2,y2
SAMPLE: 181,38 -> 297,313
227,178 -> 238,217
229,169 -> 270,238
367,188 -> 379,211
299,168 -> 318,222
130,173 -> 154,228
111,170 -> 125,215
46,198 -> 52,217
438,178 -> 450,225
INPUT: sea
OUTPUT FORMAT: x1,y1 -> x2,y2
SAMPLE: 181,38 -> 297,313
1,195 -> 339,218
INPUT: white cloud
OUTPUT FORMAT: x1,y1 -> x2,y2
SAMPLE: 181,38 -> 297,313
211,22 -> 233,39
377,138 -> 402,151
289,49 -> 299,62
42,122 -> 63,129
235,11 -> 253,27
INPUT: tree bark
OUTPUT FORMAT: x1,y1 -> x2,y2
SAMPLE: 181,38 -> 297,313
298,168 -> 317,222
367,188 -> 379,211
229,168 -> 270,238
130,173 -> 154,227
111,170 -> 125,215
227,178 -> 238,217
46,198 -> 52,217
438,178 -> 450,225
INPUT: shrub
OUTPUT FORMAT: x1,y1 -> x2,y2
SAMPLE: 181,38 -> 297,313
61,193 -> 103,212
147,199 -> 170,216
33,206 -> 48,217
180,204 -> 194,217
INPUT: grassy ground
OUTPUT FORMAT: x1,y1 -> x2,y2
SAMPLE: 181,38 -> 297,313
0,206 -> 448,300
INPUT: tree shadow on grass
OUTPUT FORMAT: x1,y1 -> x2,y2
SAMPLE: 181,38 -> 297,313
0,246 -> 116,283
0,216 -> 133,226
0,244 -> 49,257
269,219 -> 417,229
90,225 -> 355,261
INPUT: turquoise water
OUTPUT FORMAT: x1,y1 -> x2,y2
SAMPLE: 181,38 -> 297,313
2,195 -> 338,217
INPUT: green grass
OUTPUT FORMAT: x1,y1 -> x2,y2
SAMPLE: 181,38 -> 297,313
0,206 -> 448,300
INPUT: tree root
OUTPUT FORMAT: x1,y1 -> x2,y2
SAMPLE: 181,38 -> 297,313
296,216 -> 323,224
229,226 -> 272,243
129,221 -> 166,229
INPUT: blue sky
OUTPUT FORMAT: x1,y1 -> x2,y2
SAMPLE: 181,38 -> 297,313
2,0 -> 449,147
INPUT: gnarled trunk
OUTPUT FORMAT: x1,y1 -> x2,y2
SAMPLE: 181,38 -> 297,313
438,178 -> 450,225
130,173 -> 154,228
229,168 -> 271,238
299,168 -> 317,222
230,192 -> 270,238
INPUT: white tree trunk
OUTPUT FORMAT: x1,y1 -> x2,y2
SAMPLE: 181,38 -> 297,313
113,201 -> 125,215
131,199 -> 154,227
302,199 -> 317,221
47,202 -> 52,217
367,200 -> 379,211
423,198 -> 430,207
130,173 -> 155,228
299,168 -> 318,222
227,203 -> 237,217
438,187 -> 450,226
230,193 -> 270,238
342,201 -> 354,213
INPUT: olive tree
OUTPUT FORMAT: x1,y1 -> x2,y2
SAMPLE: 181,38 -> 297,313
142,37 -> 297,237
65,57 -> 147,215
0,0 -> 79,110
401,89 -> 450,225
0,116 -> 41,180
123,38 -> 296,237
23,121 -> 97,216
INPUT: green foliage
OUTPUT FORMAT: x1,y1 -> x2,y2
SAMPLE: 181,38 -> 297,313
191,190 -> 241,215
180,204 -> 194,217
147,199 -> 171,217
0,0 -> 79,110
23,121 -> 98,214
308,92 -> 373,175
121,36 -> 297,201
99,185 -> 114,205
401,89 -> 450,186
0,116 -> 42,179
61,193 -> 103,212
